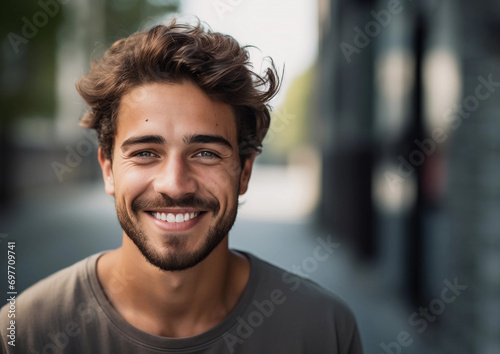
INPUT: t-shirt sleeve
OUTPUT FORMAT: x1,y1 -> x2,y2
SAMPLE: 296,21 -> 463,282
0,256 -> 96,354
331,297 -> 364,354
344,319 -> 363,354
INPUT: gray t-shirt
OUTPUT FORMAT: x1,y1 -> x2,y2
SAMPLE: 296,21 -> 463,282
1,251 -> 362,353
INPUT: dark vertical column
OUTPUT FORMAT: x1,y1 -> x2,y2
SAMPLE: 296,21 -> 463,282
406,12 -> 425,307
442,1 -> 500,352
319,0 -> 376,261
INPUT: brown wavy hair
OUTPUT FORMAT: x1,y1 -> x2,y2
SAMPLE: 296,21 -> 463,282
76,20 -> 280,166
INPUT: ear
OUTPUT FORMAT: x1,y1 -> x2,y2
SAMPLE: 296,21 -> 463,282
98,147 -> 115,196
239,154 -> 256,195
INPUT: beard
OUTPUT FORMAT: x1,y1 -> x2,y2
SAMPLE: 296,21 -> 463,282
115,192 -> 238,272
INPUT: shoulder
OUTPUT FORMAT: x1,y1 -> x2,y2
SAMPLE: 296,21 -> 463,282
0,253 -> 103,351
244,252 -> 362,350
247,253 -> 348,304
11,253 -> 99,312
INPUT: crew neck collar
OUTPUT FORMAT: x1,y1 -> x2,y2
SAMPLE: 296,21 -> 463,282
85,250 -> 259,350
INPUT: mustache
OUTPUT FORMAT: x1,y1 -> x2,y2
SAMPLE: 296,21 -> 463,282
131,194 -> 220,215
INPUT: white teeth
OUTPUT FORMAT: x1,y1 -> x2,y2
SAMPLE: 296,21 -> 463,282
152,211 -> 200,223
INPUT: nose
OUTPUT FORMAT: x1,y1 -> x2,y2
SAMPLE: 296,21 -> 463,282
153,154 -> 198,199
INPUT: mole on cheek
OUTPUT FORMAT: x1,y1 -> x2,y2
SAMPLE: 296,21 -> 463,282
145,119 -> 149,122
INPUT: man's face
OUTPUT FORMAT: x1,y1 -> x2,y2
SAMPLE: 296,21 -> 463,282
98,81 -> 254,271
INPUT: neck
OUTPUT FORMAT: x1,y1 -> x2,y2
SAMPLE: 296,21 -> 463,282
97,234 -> 250,338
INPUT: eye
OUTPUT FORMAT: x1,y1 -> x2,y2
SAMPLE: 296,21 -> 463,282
133,151 -> 159,159
194,151 -> 220,160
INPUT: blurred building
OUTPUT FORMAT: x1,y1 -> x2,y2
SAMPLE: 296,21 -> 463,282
317,0 -> 500,352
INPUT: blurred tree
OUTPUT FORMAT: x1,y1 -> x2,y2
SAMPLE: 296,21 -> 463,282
0,1 -> 179,204
0,1 -> 61,203
1,2 -> 60,121
262,65 -> 315,163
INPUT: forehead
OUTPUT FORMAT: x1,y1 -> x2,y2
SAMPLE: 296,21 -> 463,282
115,81 -> 237,144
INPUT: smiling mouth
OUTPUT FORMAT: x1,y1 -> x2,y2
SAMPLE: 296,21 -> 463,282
149,211 -> 204,223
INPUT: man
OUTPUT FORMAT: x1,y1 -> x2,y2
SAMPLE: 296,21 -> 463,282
1,21 -> 362,353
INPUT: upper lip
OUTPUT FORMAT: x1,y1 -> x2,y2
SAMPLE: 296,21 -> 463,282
147,209 -> 205,214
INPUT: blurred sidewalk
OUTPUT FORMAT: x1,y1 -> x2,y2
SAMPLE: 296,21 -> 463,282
0,165 -> 439,354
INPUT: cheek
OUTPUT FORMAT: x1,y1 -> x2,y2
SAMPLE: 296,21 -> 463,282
202,166 -> 240,199
114,166 -> 151,200
206,158 -> 241,188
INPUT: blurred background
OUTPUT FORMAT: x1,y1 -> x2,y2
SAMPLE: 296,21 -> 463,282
1,0 -> 499,353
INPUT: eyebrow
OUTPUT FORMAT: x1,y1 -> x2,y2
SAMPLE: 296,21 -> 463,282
120,134 -> 233,151
183,134 -> 234,150
121,135 -> 165,150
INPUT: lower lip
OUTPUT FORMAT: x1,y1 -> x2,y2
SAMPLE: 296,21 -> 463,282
146,212 -> 205,232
